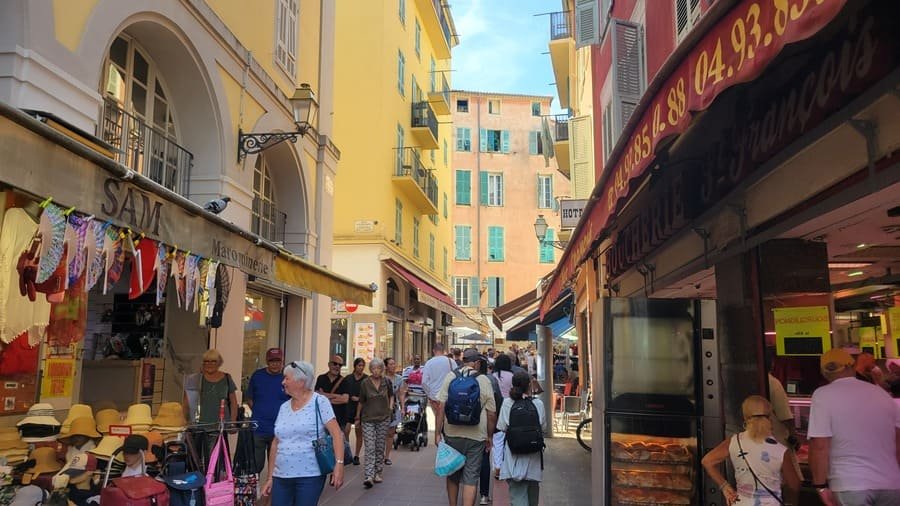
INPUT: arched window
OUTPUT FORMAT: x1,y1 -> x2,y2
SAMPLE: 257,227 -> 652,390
386,278 -> 400,307
100,35 -> 191,195
252,157 -> 283,242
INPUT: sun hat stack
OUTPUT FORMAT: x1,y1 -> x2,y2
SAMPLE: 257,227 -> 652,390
88,435 -> 124,464
95,408 -> 121,434
16,403 -> 61,442
0,427 -> 28,465
58,417 -> 102,445
60,404 -> 94,435
152,402 -> 188,433
123,404 -> 153,433
21,446 -> 63,485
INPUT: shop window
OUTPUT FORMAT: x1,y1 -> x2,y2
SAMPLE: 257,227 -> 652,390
330,318 -> 348,366
242,293 -> 283,389
252,157 -> 283,242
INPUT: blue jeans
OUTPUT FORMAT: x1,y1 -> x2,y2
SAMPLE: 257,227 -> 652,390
271,475 -> 327,506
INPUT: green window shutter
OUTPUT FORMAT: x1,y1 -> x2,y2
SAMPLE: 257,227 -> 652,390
499,277 -> 505,305
479,128 -> 488,152
540,229 -> 555,263
550,178 -> 558,210
529,131 -> 538,155
487,277 -> 497,308
465,129 -> 471,150
536,175 -> 542,207
454,226 -> 464,259
469,276 -> 480,307
488,226 -> 504,261
501,130 -> 511,153
479,171 -> 489,205
456,170 -> 470,205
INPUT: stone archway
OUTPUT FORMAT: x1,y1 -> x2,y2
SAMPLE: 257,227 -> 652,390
256,140 -> 311,257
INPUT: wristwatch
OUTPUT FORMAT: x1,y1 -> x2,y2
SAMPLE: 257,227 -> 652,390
336,459 -> 345,465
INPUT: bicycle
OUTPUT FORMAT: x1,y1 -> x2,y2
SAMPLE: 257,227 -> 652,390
576,417 -> 592,452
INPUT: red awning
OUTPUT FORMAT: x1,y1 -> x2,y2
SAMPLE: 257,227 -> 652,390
382,259 -> 476,327
540,0 -> 848,319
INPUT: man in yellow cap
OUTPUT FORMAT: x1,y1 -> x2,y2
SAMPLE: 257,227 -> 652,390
808,348 -> 900,506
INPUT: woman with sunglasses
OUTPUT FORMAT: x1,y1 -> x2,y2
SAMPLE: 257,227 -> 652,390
262,360 -> 345,505
702,395 -> 800,505
182,349 -> 237,424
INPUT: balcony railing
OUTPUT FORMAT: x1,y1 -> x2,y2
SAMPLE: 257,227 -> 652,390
436,73 -> 450,104
550,11 -> 573,40
396,147 -> 438,205
99,97 -> 193,197
251,196 -> 287,244
553,114 -> 570,142
411,101 -> 438,140
432,0 -> 453,48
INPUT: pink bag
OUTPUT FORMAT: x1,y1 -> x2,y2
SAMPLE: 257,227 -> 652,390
204,433 -> 234,505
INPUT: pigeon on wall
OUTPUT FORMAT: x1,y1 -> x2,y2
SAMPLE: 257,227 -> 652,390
203,196 -> 231,214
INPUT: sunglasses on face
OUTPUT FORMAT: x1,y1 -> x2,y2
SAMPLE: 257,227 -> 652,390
746,413 -> 770,420
202,360 -> 218,364
329,361 -> 344,367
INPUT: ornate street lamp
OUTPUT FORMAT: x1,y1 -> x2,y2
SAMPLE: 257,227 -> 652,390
533,214 -> 568,250
237,83 -> 319,161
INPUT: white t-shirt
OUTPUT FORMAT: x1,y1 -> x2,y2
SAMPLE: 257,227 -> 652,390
728,432 -> 786,505
497,397 -> 546,482
422,355 -> 457,400
807,376 -> 900,491
273,393 -> 335,478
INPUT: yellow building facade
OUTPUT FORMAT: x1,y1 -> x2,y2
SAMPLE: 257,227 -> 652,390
0,0 -> 367,420
331,0 -> 466,366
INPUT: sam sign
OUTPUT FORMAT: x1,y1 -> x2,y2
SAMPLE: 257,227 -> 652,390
560,199 -> 589,229
344,302 -> 359,313
774,306 -> 831,357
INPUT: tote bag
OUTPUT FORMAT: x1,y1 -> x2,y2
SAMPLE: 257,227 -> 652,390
204,432 -> 234,505
312,394 -> 336,475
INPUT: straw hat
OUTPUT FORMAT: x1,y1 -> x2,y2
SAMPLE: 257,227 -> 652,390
61,404 -> 93,434
0,428 -> 26,450
88,435 -> 124,461
152,402 -> 187,430
95,409 -> 121,434
22,447 -> 63,484
59,417 -> 101,441
123,404 -> 153,427
16,403 -> 60,427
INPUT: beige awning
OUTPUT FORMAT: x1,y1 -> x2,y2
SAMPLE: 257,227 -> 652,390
275,256 -> 372,305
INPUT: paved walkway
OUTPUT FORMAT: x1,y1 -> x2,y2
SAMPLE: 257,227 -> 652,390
318,431 -> 592,505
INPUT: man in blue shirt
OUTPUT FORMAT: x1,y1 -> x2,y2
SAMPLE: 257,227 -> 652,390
245,347 -> 289,474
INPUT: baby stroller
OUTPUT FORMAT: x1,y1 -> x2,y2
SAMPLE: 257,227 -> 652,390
393,398 -> 428,451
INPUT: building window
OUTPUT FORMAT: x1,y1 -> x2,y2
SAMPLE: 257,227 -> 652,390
487,226 -> 505,261
528,131 -> 544,155
486,277 -> 505,308
252,157 -> 282,242
399,0 -> 406,24
430,57 -> 436,93
488,99 -> 501,114
443,193 -> 449,218
415,19 -> 421,57
455,225 -> 471,260
429,233 -> 435,270
539,229 -> 555,263
397,50 -> 405,96
429,214 -> 438,225
454,277 -> 470,307
531,101 -> 541,116
413,217 -> 420,258
457,99 -> 469,112
479,172 -> 504,206
386,278 -> 400,307
395,198 -> 403,245
602,101 -> 614,162
456,170 -> 471,206
396,123 -> 404,174
456,127 -> 472,151
443,139 -> 448,165
275,0 -> 298,76
479,129 -> 509,153
537,175 -> 553,209
443,247 -> 448,280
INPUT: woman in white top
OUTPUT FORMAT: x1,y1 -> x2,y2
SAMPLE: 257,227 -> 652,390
497,371 -> 546,506
702,395 -> 800,505
262,360 -> 345,506
491,353 -> 515,477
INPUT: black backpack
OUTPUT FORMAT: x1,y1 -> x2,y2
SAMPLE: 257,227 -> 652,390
505,398 -> 544,457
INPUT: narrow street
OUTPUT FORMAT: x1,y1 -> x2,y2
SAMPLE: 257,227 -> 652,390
319,432 -> 592,506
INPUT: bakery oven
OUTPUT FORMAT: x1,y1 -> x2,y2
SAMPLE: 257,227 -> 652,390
603,298 -> 720,505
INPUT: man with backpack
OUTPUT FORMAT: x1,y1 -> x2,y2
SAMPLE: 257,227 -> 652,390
435,348 -> 497,506
422,342 -> 458,422
497,371 -> 546,506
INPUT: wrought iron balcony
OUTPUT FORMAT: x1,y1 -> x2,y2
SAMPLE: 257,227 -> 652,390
428,72 -> 451,115
411,101 -> 439,149
394,147 -> 439,214
550,11 -> 573,40
251,196 -> 287,244
553,114 -> 570,142
99,97 -> 193,197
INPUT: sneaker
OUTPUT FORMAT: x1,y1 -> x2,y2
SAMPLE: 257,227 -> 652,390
363,479 -> 373,489
373,473 -> 383,483
480,495 -> 490,505
384,459 -> 392,465
353,456 -> 360,465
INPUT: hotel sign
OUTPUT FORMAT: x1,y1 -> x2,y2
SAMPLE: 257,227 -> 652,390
560,199 -> 589,229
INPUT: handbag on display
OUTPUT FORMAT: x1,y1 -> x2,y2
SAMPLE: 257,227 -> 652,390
100,476 -> 170,506
203,432 -> 234,506
233,426 -> 258,506
311,394 -> 336,475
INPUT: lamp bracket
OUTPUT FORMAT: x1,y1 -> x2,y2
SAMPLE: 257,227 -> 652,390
238,126 -> 310,162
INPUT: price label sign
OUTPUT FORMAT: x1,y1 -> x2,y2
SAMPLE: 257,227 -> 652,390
774,306 -> 831,356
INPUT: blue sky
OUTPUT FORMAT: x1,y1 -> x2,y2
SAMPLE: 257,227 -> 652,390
450,0 -> 562,112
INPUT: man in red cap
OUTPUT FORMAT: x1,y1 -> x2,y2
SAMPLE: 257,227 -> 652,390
246,348 -> 289,474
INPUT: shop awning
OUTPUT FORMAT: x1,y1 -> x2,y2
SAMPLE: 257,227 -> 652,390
492,288 -> 538,330
382,259 -> 477,327
0,102 -> 374,306
539,0 -> 849,319
507,289 -> 572,341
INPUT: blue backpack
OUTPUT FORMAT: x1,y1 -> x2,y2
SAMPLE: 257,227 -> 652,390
444,370 -> 482,425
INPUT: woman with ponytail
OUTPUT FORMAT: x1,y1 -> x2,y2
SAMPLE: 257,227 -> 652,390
497,371 -> 545,506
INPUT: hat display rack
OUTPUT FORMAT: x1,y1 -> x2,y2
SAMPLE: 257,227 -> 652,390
10,193 -> 232,320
